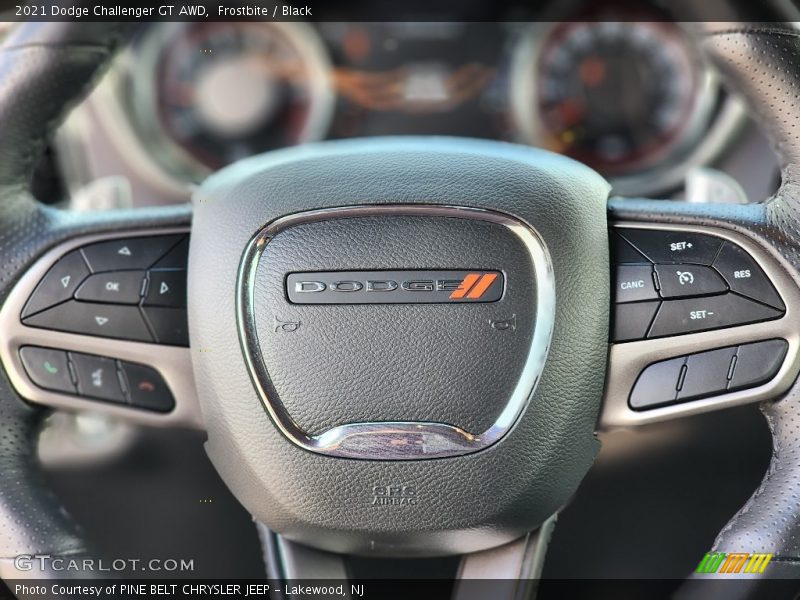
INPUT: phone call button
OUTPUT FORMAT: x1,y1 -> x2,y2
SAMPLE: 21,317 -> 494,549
19,347 -> 75,393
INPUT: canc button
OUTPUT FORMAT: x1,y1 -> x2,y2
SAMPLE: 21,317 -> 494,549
614,265 -> 657,303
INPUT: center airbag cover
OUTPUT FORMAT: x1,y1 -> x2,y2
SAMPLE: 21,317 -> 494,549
190,138 -> 611,556
239,208 -> 548,459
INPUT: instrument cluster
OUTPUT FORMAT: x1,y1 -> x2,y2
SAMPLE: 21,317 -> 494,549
114,8 -> 741,195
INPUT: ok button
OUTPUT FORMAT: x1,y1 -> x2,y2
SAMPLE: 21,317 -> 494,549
74,270 -> 145,304
614,265 -> 658,303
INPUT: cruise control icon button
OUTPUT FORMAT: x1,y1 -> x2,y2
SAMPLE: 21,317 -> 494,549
655,264 -> 727,299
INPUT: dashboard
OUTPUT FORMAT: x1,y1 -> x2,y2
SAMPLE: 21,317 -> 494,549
51,7 -> 771,207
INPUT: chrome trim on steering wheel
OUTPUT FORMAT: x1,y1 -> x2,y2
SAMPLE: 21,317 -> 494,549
236,205 -> 556,460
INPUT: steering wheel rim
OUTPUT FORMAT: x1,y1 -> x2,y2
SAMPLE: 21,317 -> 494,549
1,6 -> 800,593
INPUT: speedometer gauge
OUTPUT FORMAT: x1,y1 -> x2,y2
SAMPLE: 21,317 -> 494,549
511,19 -> 716,184
129,22 -> 334,179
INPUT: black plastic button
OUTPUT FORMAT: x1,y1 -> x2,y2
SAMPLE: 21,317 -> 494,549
677,347 -> 737,401
19,347 -> 75,393
729,339 -> 788,391
612,301 -> 659,342
151,236 -> 189,269
612,232 -> 650,264
141,306 -> 189,346
80,235 -> 183,273
23,301 -> 153,342
22,251 -> 90,318
654,264 -> 727,299
144,270 -> 187,308
629,357 -> 684,410
614,265 -> 658,303
648,294 -> 783,338
74,270 -> 145,304
119,362 -> 175,412
712,242 -> 785,310
69,352 -> 125,403
619,229 -> 723,265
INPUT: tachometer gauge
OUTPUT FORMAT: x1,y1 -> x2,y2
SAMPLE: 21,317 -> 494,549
129,22 -> 334,180
511,19 -> 717,187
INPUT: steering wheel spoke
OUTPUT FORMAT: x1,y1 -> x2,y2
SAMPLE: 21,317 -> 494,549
602,197 -> 800,428
0,208 -> 198,429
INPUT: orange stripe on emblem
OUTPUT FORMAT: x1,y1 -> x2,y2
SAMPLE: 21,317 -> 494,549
449,273 -> 481,299
467,273 -> 498,299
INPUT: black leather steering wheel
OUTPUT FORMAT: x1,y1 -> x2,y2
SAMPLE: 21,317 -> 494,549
2,6 -> 800,596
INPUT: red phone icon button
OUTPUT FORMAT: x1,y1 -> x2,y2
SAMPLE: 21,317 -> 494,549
120,362 -> 174,412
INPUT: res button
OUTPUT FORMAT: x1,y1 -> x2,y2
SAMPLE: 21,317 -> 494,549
712,242 -> 785,310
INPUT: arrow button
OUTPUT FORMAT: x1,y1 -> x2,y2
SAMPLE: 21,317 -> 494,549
22,250 -> 90,318
80,235 -> 183,272
144,270 -> 187,308
22,301 -> 153,342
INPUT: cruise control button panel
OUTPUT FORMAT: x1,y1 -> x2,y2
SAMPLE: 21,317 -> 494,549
629,339 -> 788,410
612,227 -> 785,342
19,346 -> 175,413
21,234 -> 189,346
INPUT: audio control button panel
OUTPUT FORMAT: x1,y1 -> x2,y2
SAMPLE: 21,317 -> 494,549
21,234 -> 189,346
629,339 -> 788,411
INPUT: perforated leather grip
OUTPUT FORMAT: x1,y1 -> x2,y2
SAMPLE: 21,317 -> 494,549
611,9 -> 800,584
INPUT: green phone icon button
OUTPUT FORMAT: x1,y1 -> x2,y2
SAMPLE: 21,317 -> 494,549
43,361 -> 59,375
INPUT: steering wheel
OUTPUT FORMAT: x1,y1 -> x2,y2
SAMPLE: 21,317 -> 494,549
2,6 -> 800,597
